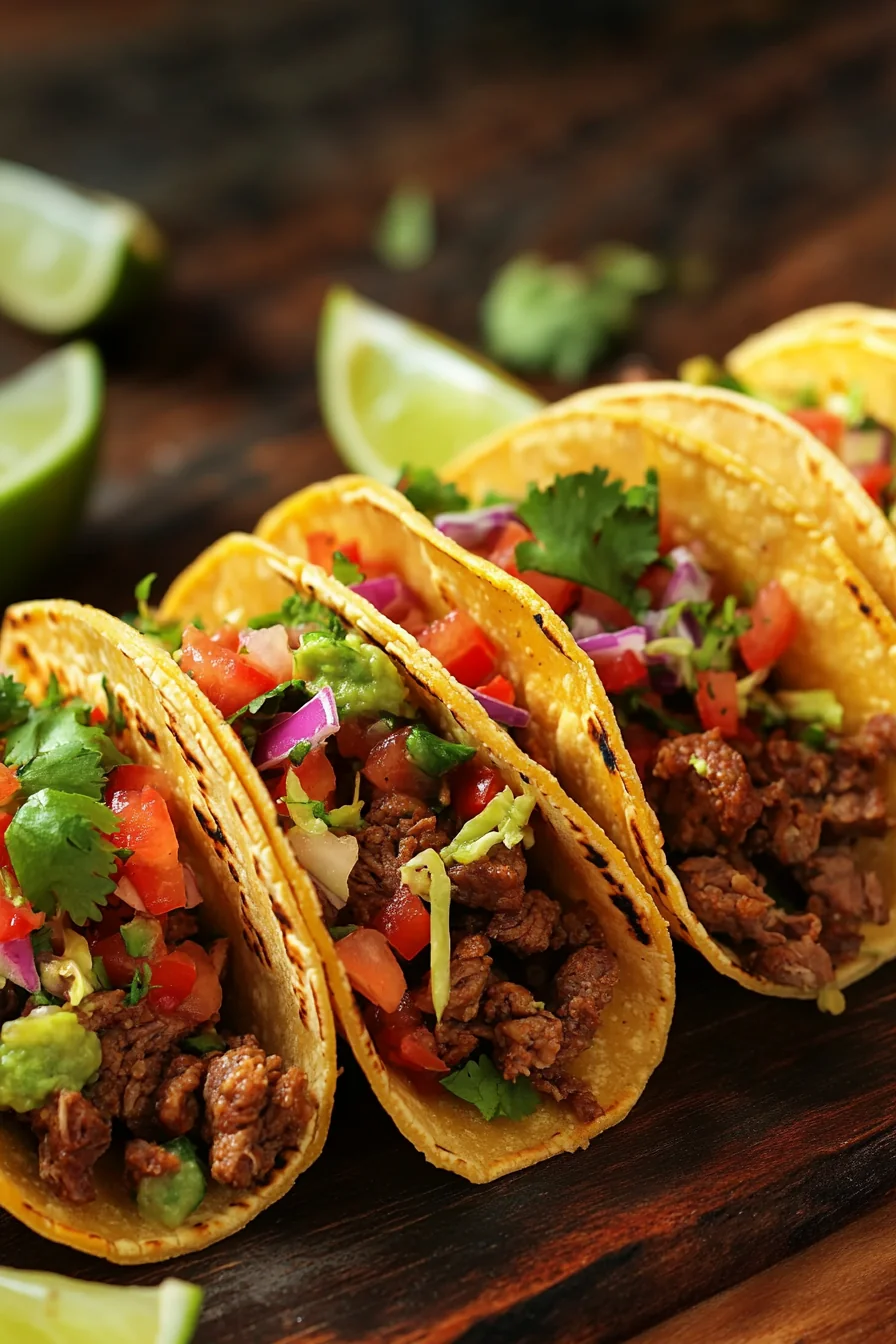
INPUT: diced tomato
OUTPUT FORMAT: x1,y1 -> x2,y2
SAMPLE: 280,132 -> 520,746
475,674 -> 515,705
147,948 -> 198,1013
125,861 -> 188,916
337,928 -> 407,1012
364,996 -> 448,1073
487,520 -> 580,614
106,764 -> 172,802
636,563 -> 671,609
658,503 -> 676,556
0,892 -> 43,943
363,727 -> 434,797
210,624 -> 240,651
590,649 -> 648,694
576,586 -> 635,631
451,759 -> 504,822
0,813 -> 13,872
293,745 -> 337,804
622,723 -> 661,782
738,581 -> 799,672
174,941 -> 224,1023
789,407 -> 845,453
306,532 -> 362,571
109,787 -> 186,915
336,716 -> 395,764
852,461 -> 894,507
373,887 -> 431,960
89,706 -> 106,726
0,764 -> 17,805
418,610 -> 498,686
91,931 -> 139,987
180,626 -> 280,719
695,670 -> 739,735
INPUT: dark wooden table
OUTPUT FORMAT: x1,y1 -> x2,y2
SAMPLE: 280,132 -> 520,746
3,3 -> 896,1340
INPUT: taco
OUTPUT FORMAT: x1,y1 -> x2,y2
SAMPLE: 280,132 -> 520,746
258,406 -> 896,1006
0,601 -> 335,1262
153,533 -> 674,1181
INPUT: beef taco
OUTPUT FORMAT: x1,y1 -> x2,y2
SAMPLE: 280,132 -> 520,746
152,533 -> 674,1182
0,601 -> 335,1262
259,406 -> 896,1006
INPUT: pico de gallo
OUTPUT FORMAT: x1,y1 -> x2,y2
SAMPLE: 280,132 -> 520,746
147,586 -> 619,1125
391,465 -> 896,999
0,672 -> 313,1223
682,358 -> 896,516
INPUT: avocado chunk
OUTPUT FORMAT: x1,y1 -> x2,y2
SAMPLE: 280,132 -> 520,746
136,1137 -> 207,1229
0,1007 -> 101,1113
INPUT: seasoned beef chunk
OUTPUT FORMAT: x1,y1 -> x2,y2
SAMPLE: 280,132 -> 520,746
821,787 -> 889,838
652,730 -> 763,851
156,1053 -> 207,1136
480,979 -> 562,1079
746,734 -> 831,795
749,783 -> 823,866
347,793 -> 451,924
124,1138 -> 181,1188
30,1091 -> 111,1205
745,938 -> 834,991
552,945 -> 617,1060
434,1020 -> 484,1068
678,855 -> 779,944
797,847 -> 888,960
531,1068 -> 602,1123
203,1037 -> 313,1188
446,843 -> 527,913
412,934 -> 493,1021
165,911 -> 200,944
77,992 -> 189,1135
487,888 -> 562,957
554,902 -> 606,951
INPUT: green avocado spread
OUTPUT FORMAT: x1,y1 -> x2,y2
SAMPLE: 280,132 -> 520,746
0,1007 -> 102,1113
294,631 -> 411,719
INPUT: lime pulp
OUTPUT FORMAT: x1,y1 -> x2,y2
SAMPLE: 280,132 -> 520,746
0,1268 -> 203,1344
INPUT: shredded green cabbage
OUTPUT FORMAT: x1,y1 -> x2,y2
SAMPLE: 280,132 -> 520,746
39,929 -> 99,1007
440,787 -> 536,866
401,849 -> 451,1021
776,689 -> 844,731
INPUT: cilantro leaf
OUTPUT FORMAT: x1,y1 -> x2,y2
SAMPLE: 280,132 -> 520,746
398,467 -> 469,520
329,924 -> 360,941
122,574 -> 183,654
5,700 -> 127,777
690,595 -> 751,673
406,725 -> 476,777
184,1030 -> 226,1055
441,1053 -> 539,1121
126,963 -> 153,1006
15,741 -> 106,801
5,789 -> 119,925
246,593 -> 344,639
91,955 -> 112,990
226,678 -> 308,726
0,676 -> 29,734
516,468 -> 659,607
332,550 -> 364,586
373,185 -> 435,271
101,676 -> 127,734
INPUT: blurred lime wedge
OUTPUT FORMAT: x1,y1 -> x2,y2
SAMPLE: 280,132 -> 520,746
318,286 -> 543,481
0,160 -> 164,334
0,342 -> 103,601
0,1268 -> 202,1344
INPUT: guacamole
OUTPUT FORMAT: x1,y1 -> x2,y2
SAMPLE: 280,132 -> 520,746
0,1007 -> 101,1113
294,631 -> 411,719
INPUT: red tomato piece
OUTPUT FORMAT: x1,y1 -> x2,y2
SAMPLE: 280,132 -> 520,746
363,727 -> 434,797
337,928 -> 406,1012
373,887 -> 431,960
147,948 -> 198,1013
622,723 -> 661,782
174,941 -> 224,1023
576,586 -> 635,631
293,745 -> 337,803
658,503 -> 676,556
210,624 -> 240,651
474,674 -> 515,705
451,759 -> 504,822
789,407 -> 845,453
488,520 -> 580,614
418,610 -> 498,686
336,716 -> 395,763
106,764 -> 172,802
738,581 -> 799,672
89,706 -> 106,726
852,461 -> 894,507
306,533 -> 361,571
364,997 -> 448,1073
180,626 -> 280,719
91,931 -> 140,987
0,891 -> 43,942
695,670 -> 739,735
110,787 -> 187,915
636,563 -> 671,609
590,649 -> 648,694
126,860 -> 188,916
0,764 -> 17,806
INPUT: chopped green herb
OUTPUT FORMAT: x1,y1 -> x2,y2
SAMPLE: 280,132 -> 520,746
441,1053 -> 539,1121
184,1031 -> 226,1055
30,924 -> 53,956
329,924 -> 360,941
0,675 -> 30,734
689,753 -> 708,778
101,675 -> 127,734
91,955 -> 111,990
125,963 -> 153,1006
614,688 -> 694,735
406,725 -> 476,777
123,574 -> 183,654
398,467 -> 470,520
374,185 -> 435,271
516,468 -> 659,608
690,596 -> 751,673
799,723 -> 835,751
288,740 -> 313,767
246,593 -> 345,639
332,551 -> 364,586
27,990 -> 62,1008
5,789 -> 119,925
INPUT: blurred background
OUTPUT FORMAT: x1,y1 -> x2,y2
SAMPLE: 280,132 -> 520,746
2,0 -> 895,608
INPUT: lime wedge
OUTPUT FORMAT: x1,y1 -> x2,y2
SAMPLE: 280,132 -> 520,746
0,342 -> 103,601
0,160 -> 164,334
0,1268 -> 202,1344
317,286 -> 544,481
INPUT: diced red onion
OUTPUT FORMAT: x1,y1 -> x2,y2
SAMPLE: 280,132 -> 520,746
182,865 -> 203,909
569,609 -> 604,641
663,546 -> 712,605
841,427 -> 892,470
253,685 -> 340,773
289,828 -> 358,910
115,875 -> 146,912
0,935 -> 39,993
433,504 -> 518,549
471,689 -> 531,728
350,574 -> 415,613
577,626 -> 647,662
239,625 -> 294,685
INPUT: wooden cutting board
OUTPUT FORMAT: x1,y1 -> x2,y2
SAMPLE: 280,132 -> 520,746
3,945 -> 894,1343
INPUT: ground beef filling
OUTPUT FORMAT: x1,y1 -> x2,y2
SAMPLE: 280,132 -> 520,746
356,789 -> 618,1122
26,989 -> 313,1205
649,716 -> 896,989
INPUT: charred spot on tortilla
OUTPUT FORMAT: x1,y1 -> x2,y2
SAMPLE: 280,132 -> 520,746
845,578 -> 873,617
134,714 -> 158,749
193,804 -> 226,846
519,771 -> 530,784
610,892 -> 651,945
587,723 -> 617,772
15,642 -> 35,668
631,822 -> 666,895
584,845 -> 609,869
533,613 -> 544,629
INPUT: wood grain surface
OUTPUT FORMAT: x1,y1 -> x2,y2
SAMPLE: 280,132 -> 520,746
2,2 -> 896,1340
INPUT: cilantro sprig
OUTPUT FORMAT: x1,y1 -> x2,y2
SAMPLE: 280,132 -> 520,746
441,1053 -> 539,1121
398,468 -> 470,520
247,593 -> 345,639
516,468 -> 660,608
0,676 -> 30,734
332,551 -> 364,586
5,789 -> 120,925
123,574 -> 183,653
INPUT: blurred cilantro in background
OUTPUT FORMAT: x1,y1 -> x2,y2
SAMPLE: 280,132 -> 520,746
480,243 -> 665,381
374,185 -> 435,271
